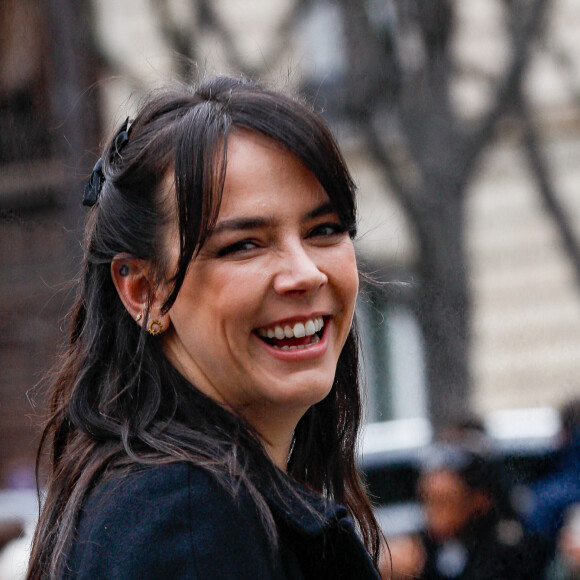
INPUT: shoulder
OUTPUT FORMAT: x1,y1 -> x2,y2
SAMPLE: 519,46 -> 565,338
65,462 -> 280,580
83,462 -> 191,518
82,462 -> 238,521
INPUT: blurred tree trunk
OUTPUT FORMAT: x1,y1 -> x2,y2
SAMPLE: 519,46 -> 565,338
337,0 -> 554,430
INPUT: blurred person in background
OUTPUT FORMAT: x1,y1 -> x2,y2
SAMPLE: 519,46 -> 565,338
523,397 -> 580,546
546,504 -> 580,580
436,413 -> 486,444
382,439 -> 543,580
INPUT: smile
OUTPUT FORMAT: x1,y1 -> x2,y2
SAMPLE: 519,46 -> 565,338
256,317 -> 325,350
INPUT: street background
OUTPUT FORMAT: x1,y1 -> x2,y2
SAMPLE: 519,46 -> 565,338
0,0 -> 579,488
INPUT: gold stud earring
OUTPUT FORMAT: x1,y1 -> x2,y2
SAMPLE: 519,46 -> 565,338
147,319 -> 164,335
136,313 -> 143,322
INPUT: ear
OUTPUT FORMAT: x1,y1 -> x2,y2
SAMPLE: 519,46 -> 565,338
111,254 -> 171,332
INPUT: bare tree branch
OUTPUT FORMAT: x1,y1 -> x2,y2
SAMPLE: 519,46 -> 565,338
456,0 -> 550,189
337,0 -> 397,117
195,0 -> 251,75
518,97 -> 580,285
151,0 -> 197,66
251,0 -> 312,79
541,39 -> 580,111
363,117 -> 425,228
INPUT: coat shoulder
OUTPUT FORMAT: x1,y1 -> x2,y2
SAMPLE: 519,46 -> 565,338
65,462 -> 280,580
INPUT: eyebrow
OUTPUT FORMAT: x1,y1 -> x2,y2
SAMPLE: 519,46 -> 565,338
210,201 -> 338,235
307,201 -> 336,221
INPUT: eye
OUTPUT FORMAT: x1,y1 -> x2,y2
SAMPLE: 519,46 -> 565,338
216,239 -> 259,257
308,222 -> 347,238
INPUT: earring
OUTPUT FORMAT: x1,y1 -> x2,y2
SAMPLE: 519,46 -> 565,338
147,319 -> 164,335
136,313 -> 142,322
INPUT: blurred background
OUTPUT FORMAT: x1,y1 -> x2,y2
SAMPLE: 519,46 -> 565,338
0,0 -> 579,559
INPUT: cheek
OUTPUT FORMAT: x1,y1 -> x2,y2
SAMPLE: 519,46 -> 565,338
336,248 -> 359,312
347,263 -> 360,303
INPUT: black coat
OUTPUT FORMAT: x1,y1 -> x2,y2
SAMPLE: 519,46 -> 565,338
62,462 -> 380,579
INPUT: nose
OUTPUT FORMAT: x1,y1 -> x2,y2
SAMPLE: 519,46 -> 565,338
272,242 -> 328,296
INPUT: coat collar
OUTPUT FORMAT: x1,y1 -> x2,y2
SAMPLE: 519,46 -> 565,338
259,469 -> 352,538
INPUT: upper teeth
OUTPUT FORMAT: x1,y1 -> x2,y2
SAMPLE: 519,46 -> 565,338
257,317 -> 324,339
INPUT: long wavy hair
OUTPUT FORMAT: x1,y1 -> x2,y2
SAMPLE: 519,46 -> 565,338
27,76 -> 381,579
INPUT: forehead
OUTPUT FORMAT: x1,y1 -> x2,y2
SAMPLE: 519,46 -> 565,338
217,131 -> 329,219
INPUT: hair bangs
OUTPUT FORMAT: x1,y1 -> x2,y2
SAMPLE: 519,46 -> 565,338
163,102 -> 231,311
227,92 -> 357,236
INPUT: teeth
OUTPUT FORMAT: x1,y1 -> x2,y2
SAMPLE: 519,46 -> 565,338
294,323 -> 306,338
258,317 -> 324,340
276,335 -> 321,350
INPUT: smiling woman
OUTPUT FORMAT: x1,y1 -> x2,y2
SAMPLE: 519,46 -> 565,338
26,77 -> 383,580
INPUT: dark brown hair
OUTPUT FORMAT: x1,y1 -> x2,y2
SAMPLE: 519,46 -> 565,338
27,76 -> 381,579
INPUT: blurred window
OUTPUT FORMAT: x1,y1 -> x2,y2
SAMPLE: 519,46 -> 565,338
358,279 -> 427,422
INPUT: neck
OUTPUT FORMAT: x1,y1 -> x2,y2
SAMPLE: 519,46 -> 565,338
243,406 -> 306,473
263,438 -> 292,472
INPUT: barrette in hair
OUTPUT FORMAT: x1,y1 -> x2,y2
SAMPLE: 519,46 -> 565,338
82,117 -> 132,207
83,157 -> 104,207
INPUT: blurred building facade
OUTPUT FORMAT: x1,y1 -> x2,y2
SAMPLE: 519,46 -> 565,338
0,0 -> 99,485
0,0 -> 579,482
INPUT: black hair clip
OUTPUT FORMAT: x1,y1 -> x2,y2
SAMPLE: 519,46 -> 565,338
83,157 -> 104,207
82,117 -> 131,208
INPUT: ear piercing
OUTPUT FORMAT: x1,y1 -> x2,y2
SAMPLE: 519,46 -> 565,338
135,313 -> 163,336
147,319 -> 164,335
119,264 -> 130,277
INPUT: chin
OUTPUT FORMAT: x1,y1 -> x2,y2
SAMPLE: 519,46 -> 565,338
270,376 -> 334,409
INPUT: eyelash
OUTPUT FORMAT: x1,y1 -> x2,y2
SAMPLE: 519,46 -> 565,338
308,222 -> 347,238
216,240 -> 258,257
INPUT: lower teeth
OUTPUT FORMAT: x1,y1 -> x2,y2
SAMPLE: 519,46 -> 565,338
275,334 -> 321,350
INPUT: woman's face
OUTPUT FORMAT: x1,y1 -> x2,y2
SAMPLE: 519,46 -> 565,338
161,131 -> 359,441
